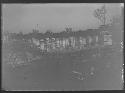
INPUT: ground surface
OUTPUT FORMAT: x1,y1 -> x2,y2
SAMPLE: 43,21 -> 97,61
2,41 -> 123,90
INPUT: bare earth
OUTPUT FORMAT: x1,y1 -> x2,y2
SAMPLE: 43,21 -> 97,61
2,42 -> 123,90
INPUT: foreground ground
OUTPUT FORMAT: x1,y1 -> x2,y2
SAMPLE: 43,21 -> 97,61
2,41 -> 123,90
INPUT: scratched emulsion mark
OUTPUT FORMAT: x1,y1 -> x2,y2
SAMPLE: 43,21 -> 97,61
72,71 -> 85,80
121,64 -> 124,89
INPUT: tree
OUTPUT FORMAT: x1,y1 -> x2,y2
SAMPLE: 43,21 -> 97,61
15,31 -> 24,40
93,5 -> 107,25
65,27 -> 72,33
46,30 -> 52,34
32,29 -> 39,34
45,30 -> 53,38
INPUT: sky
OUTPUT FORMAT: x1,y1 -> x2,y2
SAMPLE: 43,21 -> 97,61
2,3 -> 122,34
